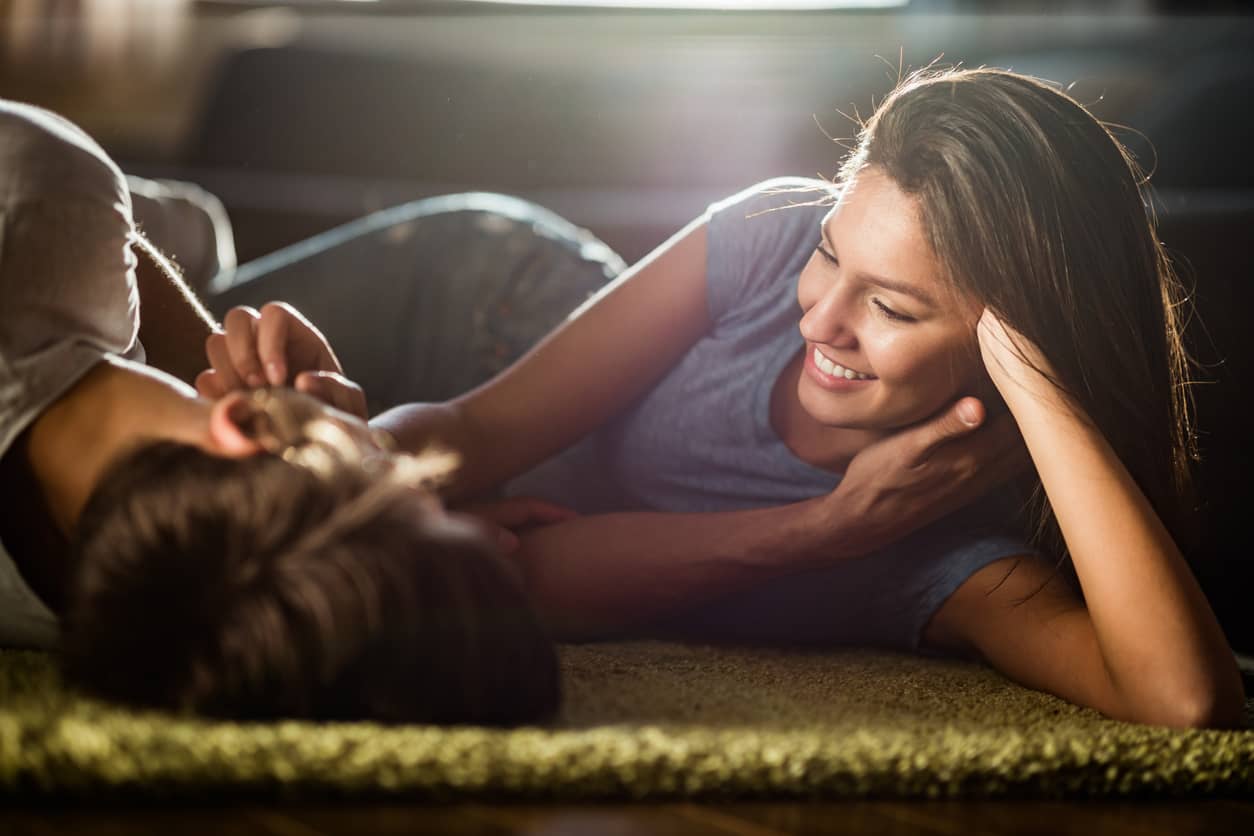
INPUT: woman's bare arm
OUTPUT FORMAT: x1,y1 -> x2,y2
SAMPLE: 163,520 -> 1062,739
929,311 -> 1246,729
372,217 -> 715,500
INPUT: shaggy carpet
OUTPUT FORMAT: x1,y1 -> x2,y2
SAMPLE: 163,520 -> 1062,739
2,643 -> 1251,802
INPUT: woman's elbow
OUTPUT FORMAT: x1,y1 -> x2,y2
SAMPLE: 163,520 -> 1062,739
1167,687 -> 1247,730
1127,677 -> 1247,730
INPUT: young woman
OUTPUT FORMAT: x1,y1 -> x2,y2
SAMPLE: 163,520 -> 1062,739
0,99 -> 561,725
203,68 -> 1246,728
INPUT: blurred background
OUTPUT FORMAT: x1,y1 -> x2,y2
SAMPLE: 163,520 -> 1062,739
1,0 -> 1251,650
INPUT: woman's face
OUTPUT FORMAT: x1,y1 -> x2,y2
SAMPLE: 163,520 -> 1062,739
795,166 -> 985,431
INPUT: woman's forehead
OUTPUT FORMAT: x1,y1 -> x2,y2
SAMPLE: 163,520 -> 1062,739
820,194 -> 979,319
824,188 -> 935,284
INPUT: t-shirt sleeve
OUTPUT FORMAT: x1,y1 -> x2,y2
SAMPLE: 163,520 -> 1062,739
704,177 -> 837,327
856,493 -> 1039,651
0,102 -> 143,461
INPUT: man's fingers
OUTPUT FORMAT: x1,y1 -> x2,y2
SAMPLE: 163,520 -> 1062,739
514,498 -> 580,523
458,496 -> 579,530
912,396 -> 985,464
205,332 -> 244,392
923,409 -> 1031,492
495,527 -> 521,555
222,306 -> 264,388
485,497 -> 578,527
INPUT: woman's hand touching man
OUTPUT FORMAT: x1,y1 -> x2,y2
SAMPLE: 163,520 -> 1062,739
196,302 -> 577,555
197,301 -> 369,420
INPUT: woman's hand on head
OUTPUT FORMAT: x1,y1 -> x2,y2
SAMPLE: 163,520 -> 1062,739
825,394 -> 1030,556
195,302 -> 369,420
977,307 -> 1056,399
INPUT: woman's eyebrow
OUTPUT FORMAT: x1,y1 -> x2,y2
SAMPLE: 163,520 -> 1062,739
820,222 -> 938,308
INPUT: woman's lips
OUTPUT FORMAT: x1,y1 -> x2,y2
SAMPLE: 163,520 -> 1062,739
805,345 -> 876,391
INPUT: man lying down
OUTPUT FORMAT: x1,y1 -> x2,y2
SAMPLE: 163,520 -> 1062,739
0,99 -> 560,725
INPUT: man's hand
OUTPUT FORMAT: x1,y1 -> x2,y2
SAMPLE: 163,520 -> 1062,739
195,302 -> 368,420
451,496 -> 579,555
823,395 -> 1030,557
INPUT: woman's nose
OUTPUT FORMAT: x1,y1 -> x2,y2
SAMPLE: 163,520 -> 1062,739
800,287 -> 857,348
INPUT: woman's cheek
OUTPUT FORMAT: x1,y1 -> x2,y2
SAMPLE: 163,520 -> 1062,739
875,331 -> 979,418
863,328 -> 922,381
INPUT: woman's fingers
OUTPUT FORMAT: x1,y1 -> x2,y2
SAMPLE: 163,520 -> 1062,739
257,302 -> 296,386
295,370 -> 369,420
194,368 -> 226,399
204,331 -> 244,392
222,306 -> 265,388
258,301 -> 344,383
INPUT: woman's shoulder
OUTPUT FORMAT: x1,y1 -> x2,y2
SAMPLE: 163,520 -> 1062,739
705,176 -> 836,261
706,176 -> 839,219
703,178 -> 835,323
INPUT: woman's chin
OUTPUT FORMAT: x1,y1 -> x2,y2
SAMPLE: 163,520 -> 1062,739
798,392 -> 929,435
797,396 -> 875,432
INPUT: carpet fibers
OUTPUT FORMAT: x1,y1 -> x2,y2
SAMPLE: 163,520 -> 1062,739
2,643 -> 1251,801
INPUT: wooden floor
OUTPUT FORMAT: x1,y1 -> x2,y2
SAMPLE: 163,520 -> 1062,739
5,801 -> 1254,835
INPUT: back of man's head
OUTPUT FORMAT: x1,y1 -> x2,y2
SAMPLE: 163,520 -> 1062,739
60,432 -> 561,726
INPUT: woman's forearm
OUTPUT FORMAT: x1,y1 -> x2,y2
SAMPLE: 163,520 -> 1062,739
511,497 -> 862,641
371,401 -> 508,501
1002,382 -> 1245,725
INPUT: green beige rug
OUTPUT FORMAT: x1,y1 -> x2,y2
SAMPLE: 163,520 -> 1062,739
2,643 -> 1251,801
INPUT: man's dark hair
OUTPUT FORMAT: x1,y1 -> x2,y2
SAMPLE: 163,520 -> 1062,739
60,431 -> 561,726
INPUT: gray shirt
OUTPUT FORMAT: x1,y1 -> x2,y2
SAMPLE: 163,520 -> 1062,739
0,100 -> 144,648
510,178 -> 1030,649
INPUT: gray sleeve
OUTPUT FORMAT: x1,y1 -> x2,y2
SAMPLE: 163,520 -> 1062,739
704,177 -> 836,326
0,102 -> 142,462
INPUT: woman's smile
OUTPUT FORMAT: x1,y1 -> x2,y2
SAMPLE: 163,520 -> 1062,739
794,167 -> 985,432
805,345 -> 877,391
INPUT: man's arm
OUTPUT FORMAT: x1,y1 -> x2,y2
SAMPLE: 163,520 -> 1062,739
511,497 -> 843,641
510,397 -> 1025,642
132,233 -> 218,384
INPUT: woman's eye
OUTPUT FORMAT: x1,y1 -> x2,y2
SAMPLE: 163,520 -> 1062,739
816,245 -> 838,266
873,298 -> 915,323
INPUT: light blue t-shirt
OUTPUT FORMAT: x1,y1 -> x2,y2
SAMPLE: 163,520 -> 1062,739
509,178 -> 1030,649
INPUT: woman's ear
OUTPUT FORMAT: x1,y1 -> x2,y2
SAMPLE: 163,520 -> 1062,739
207,391 -> 266,458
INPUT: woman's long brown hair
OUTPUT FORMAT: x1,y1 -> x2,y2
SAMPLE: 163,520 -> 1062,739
844,67 -> 1196,561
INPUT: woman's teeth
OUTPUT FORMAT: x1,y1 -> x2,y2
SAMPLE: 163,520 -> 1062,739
813,347 -> 873,380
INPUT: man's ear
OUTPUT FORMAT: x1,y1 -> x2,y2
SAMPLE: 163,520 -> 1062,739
207,391 -> 266,458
